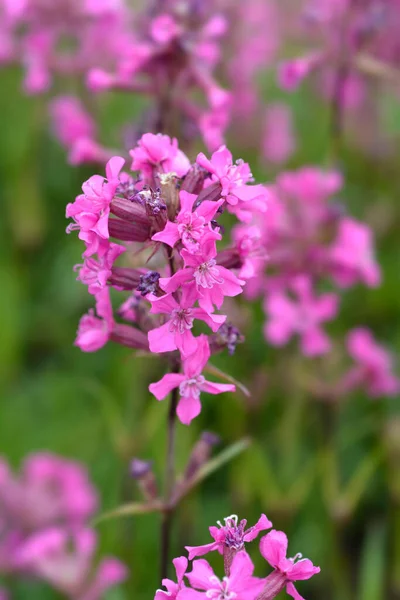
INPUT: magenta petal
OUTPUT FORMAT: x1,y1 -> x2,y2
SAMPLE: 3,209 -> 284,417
173,556 -> 188,584
176,392 -> 202,425
301,328 -> 330,357
186,559 -> 215,590
106,156 -> 125,180
243,514 -> 273,542
183,335 -> 210,378
201,381 -> 235,395
185,542 -> 220,560
193,309 -> 226,332
286,582 -> 306,600
176,330 -> 197,357
149,293 -> 178,315
196,199 -> 224,221
149,373 -> 185,401
287,559 -> 320,581
152,221 -> 180,247
228,551 -> 254,587
148,323 -> 177,353
259,530 -> 288,570
179,191 -> 197,212
159,269 -> 193,293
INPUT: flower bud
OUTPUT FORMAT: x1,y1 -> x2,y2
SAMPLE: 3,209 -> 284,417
256,571 -> 286,600
195,181 -> 223,206
183,431 -> 220,480
108,267 -> 143,290
110,198 -> 150,225
216,248 -> 242,270
181,164 -> 207,195
110,324 -> 149,351
108,218 -> 150,242
130,458 -> 158,501
137,271 -> 161,296
210,323 -> 244,355
158,172 -> 180,220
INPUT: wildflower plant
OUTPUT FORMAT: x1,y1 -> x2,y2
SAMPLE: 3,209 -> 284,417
0,0 -> 399,599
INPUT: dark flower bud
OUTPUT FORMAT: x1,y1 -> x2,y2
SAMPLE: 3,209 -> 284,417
110,324 -> 150,351
110,197 -> 150,225
108,267 -> 143,290
181,164 -> 207,195
108,217 -> 151,242
183,431 -> 220,480
195,181 -> 223,206
137,271 -> 161,296
210,323 -> 244,355
130,458 -> 158,501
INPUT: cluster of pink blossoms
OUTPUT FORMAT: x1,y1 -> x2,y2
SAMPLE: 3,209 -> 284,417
225,166 -> 399,397
67,133 -> 268,425
278,0 -> 399,109
0,453 -> 126,599
156,513 -> 320,600
0,0 -> 231,161
0,0 -> 132,93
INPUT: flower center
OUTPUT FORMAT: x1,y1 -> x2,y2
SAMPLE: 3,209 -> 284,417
169,308 -> 194,334
205,576 -> 237,600
194,260 -> 224,289
179,375 -> 205,398
217,514 -> 247,550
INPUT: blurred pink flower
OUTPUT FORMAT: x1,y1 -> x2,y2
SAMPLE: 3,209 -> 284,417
345,328 -> 400,397
264,276 -> 338,356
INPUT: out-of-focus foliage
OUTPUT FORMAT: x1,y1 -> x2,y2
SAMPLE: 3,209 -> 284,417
0,61 -> 399,600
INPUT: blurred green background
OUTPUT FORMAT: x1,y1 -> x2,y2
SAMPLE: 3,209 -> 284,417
0,64 -> 399,600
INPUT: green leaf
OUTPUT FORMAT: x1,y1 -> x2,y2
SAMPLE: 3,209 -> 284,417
94,501 -> 164,525
358,522 -> 386,600
174,438 -> 251,502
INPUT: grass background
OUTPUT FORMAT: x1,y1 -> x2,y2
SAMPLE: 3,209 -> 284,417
0,61 -> 399,600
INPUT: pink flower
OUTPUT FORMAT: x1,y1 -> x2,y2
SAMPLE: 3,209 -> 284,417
21,453 -> 98,527
149,336 -> 235,425
152,191 -> 223,253
155,556 -> 188,600
66,157 -> 125,257
264,276 -> 338,356
50,96 -> 97,155
0,453 -> 97,535
278,54 -> 321,91
232,224 -> 267,280
147,289 -> 226,356
345,328 -> 400,397
15,528 -> 127,599
259,530 -> 320,600
130,133 -> 190,181
75,242 -> 125,295
150,14 -> 182,45
160,236 -> 245,314
196,146 -> 267,212
186,514 -> 272,560
184,551 -> 265,600
75,288 -> 114,352
329,217 -> 381,288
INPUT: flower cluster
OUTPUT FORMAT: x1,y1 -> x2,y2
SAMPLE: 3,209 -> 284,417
67,133 -> 269,424
1,0 -> 231,158
0,0 -> 132,93
229,167 -> 378,357
157,514 -> 320,600
278,0 -> 399,111
0,453 -> 127,598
